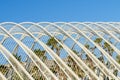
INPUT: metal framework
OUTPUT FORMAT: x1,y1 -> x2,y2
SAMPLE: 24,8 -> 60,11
0,22 -> 120,80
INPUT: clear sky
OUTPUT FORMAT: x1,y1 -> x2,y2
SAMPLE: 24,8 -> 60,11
0,0 -> 120,22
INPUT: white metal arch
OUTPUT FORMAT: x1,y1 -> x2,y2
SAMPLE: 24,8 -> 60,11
41,22 -> 118,79
18,22 -> 80,80
0,26 -> 50,80
66,22 -> 120,70
0,43 -> 34,80
0,23 -> 59,80
66,22 -> 119,78
0,22 -> 119,80
0,72 -> 7,80
20,22 -> 98,79
0,22 -> 80,80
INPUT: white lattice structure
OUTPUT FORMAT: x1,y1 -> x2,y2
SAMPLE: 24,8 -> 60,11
0,22 -> 120,80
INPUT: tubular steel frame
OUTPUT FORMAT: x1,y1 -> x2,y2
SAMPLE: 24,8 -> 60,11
0,22 -> 120,80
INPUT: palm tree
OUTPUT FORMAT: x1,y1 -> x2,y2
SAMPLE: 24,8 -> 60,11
94,38 -> 103,44
0,65 -> 8,75
34,49 -> 47,62
103,42 -> 114,56
46,37 -> 62,56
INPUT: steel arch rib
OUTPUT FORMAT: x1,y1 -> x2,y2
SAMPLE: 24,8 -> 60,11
54,23 -> 119,77
0,43 -> 34,80
37,23 -> 98,79
94,22 -> 120,42
29,34 -> 71,79
0,22 -> 120,79
19,23 -> 73,80
43,22 -> 119,80
66,22 -> 119,78
10,22 -> 79,80
0,28 -> 49,80
80,23 -> 120,70
93,23 -> 120,56
23,22 -> 95,79
0,72 -> 7,80
104,22 -> 120,33
21,22 -> 99,79
1,22 -> 80,80
0,23 -> 69,80
79,23 -> 120,71
43,23 -> 117,79
68,22 -> 120,71
83,22 -> 120,57
79,22 -> 120,56
0,25 -> 58,80
108,22 -> 120,33
98,22 -> 120,37
17,22 -> 80,80
42,22 -> 109,77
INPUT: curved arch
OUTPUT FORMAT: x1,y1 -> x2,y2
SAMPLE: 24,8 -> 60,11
66,23 -> 120,70
66,22 -> 119,78
0,22 -> 119,79
80,22 -> 120,56
0,72 -> 7,80
40,22 -> 119,79
18,22 -> 80,80
20,22 -> 99,79
81,23 -> 120,69
0,22 -> 80,80
0,25 -> 58,80
0,43 -> 34,80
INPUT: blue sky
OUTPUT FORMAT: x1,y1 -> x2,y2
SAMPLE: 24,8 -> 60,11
0,0 -> 120,22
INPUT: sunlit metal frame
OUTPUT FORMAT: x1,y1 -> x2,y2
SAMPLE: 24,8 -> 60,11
0,22 -> 119,80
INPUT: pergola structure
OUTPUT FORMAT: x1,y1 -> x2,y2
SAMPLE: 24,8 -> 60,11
0,22 -> 120,80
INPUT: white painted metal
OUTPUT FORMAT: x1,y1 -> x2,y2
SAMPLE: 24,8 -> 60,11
24,22 -> 98,79
0,24 -> 58,80
0,22 -> 119,80
0,72 -> 7,80
44,22 -> 118,79
0,43 -> 34,80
